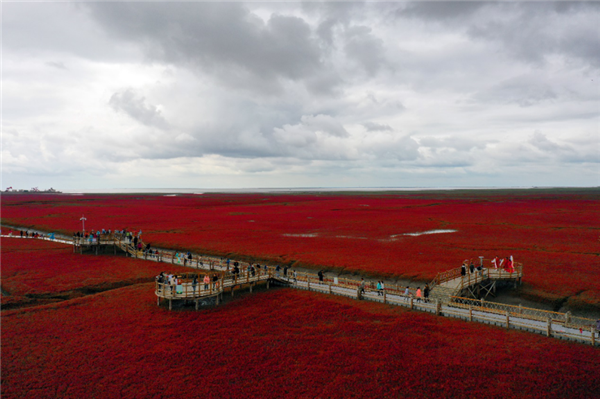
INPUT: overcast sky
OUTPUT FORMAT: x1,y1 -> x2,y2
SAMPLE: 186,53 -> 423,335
3,1 -> 599,190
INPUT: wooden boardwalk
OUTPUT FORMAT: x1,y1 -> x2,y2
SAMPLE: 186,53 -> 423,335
429,264 -> 523,302
1,232 -> 597,347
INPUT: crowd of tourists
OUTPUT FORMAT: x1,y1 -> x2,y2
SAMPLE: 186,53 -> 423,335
459,256 -> 517,277
156,272 -> 221,296
5,229 -> 55,240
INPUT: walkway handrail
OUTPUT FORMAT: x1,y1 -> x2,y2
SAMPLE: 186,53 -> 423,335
449,296 -> 597,329
431,260 -> 524,289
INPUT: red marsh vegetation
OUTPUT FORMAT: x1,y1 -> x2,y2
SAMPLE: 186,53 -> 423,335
2,236 -> 599,398
2,190 -> 599,309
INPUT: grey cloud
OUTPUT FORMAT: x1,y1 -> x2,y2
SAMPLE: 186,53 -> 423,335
85,3 -> 329,95
472,75 -> 558,107
4,3 -> 140,62
45,61 -> 67,70
362,122 -> 392,132
343,25 -> 387,75
109,89 -> 169,129
466,3 -> 600,67
418,136 -> 490,154
527,131 -> 582,162
399,1 -> 488,21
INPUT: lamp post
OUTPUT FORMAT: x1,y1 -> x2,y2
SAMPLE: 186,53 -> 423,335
80,215 -> 87,233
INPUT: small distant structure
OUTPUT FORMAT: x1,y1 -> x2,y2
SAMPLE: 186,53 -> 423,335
5,187 -> 62,193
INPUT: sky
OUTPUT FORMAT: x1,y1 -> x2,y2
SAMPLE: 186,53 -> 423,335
2,1 -> 599,190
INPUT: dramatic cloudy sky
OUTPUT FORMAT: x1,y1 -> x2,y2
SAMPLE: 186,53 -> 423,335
3,1 -> 599,190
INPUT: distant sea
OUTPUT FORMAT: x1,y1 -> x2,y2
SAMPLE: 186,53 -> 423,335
62,187 -> 540,194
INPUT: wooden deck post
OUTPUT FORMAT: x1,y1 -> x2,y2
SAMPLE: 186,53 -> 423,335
157,296 -> 160,306
169,299 -> 172,311
410,297 -> 414,310
469,306 -> 473,322
436,300 -> 441,316
195,299 -> 199,310
307,277 -> 310,291
383,290 -> 387,304
546,318 -> 551,337
329,282 -> 332,294
506,311 -> 510,329
216,294 -> 220,306
591,328 -> 595,346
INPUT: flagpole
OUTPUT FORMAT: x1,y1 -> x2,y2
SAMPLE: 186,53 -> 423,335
80,215 -> 87,233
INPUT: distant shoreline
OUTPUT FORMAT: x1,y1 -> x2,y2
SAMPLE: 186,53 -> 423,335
3,186 -> 598,196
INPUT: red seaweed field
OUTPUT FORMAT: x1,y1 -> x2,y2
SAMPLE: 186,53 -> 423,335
0,238 -> 190,309
2,189 -> 599,308
1,238 -> 599,398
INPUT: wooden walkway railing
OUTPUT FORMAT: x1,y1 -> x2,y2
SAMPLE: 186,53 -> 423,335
1,232 -> 597,346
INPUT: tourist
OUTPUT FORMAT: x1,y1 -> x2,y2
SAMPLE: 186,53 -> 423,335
212,274 -> 219,289
404,286 -> 410,301
491,256 -> 500,269
381,281 -> 385,294
377,281 -> 382,296
284,266 -> 288,279
203,274 -> 210,291
469,262 -> 475,274
424,284 -> 430,303
416,287 -> 422,303
276,265 -> 281,278
318,270 -> 324,282
176,276 -> 183,295
192,275 -> 198,295
168,274 -> 175,293
359,278 -> 366,296
293,269 -> 297,283
461,263 -> 466,276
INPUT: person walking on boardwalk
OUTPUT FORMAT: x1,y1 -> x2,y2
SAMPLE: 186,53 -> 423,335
192,275 -> 198,295
284,266 -> 288,280
381,281 -> 385,295
461,262 -> 467,277
469,261 -> 475,274
416,287 -> 422,303
293,269 -> 297,283
318,270 -> 324,283
404,286 -> 410,301
203,274 -> 210,291
359,278 -> 366,296
423,284 -> 430,303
